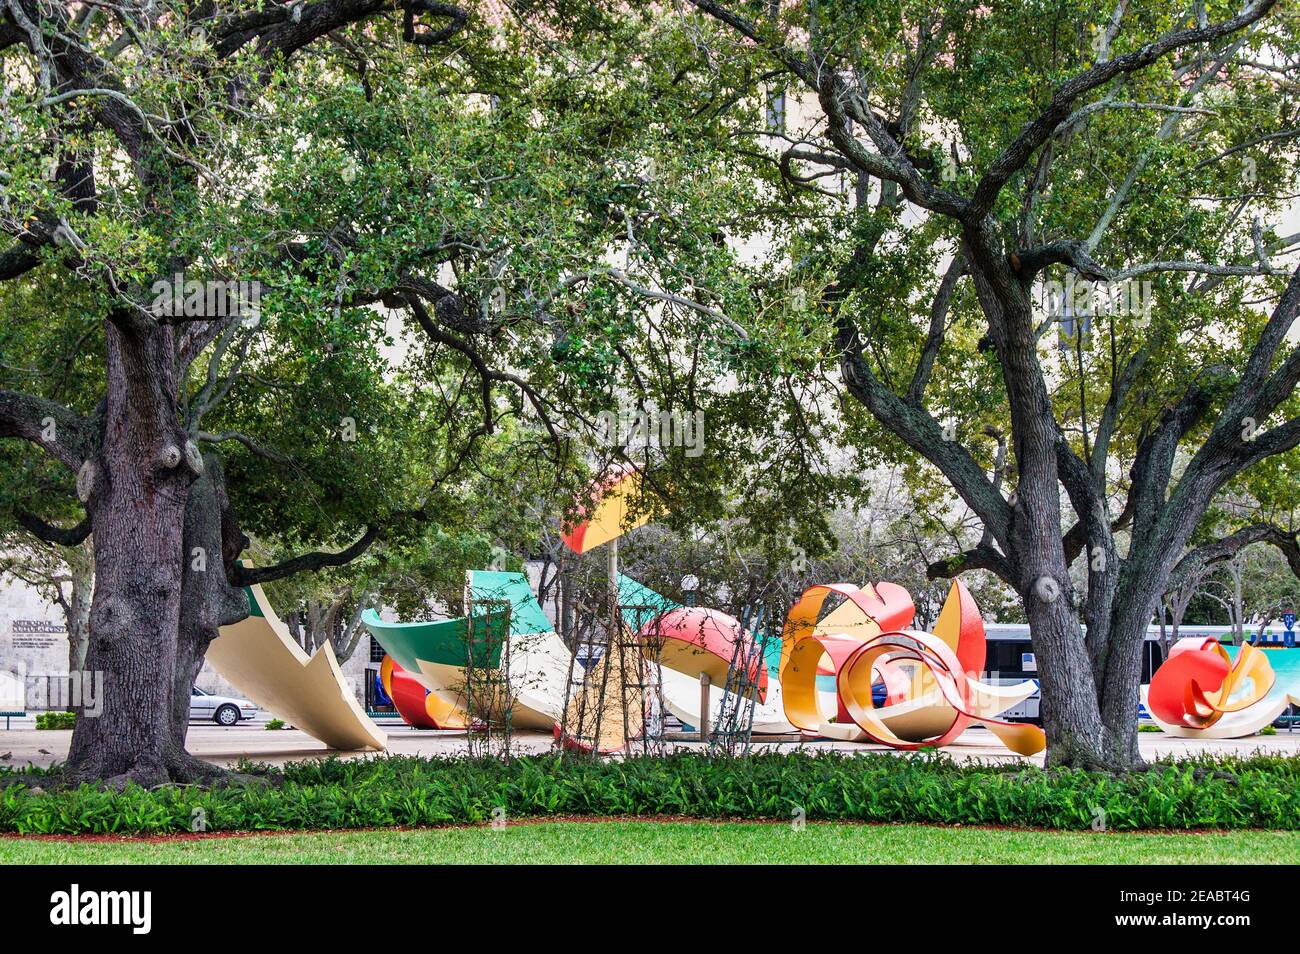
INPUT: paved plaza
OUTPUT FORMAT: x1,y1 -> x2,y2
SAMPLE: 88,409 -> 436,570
3,717 -> 1297,771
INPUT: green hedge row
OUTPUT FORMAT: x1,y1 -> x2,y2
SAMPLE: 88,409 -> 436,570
2,751 -> 1299,835
34,712 -> 76,730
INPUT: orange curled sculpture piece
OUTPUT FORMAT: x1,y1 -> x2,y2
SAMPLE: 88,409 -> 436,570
782,632 -> 861,730
1147,637 -> 1275,730
781,581 -> 918,732
780,582 -> 916,675
781,579 -> 1046,756
836,630 -> 1045,755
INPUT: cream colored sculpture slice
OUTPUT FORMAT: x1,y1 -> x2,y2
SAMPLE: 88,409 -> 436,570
817,682 -> 1035,745
207,583 -> 386,751
506,629 -> 577,726
967,679 -> 1040,717
870,691 -> 958,739
405,628 -> 572,729
657,665 -> 796,735
865,679 -> 1043,740
820,678 -> 1040,750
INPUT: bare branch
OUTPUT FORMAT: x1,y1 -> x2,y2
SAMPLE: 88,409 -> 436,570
232,527 -> 381,586
0,388 -> 95,470
0,242 -> 44,281
925,543 -> 1014,585
197,430 -> 294,466
1171,523 -> 1300,587
13,507 -> 91,546
907,255 -> 965,402
836,313 -> 1012,548
1113,259 -> 1291,280
1012,240 -> 1111,284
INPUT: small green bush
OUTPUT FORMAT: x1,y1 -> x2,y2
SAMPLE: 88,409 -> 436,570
265,719 -> 285,731
2,751 -> 1299,835
1259,725 -> 1278,736
34,712 -> 75,730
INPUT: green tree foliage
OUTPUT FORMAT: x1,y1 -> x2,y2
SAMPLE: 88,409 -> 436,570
627,0 -> 1300,768
0,1 -> 852,782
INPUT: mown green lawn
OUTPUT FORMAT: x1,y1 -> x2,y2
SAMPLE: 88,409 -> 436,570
3,821 -> 1298,864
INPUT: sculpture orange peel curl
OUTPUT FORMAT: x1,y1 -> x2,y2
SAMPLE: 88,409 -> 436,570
1147,637 -> 1275,730
781,579 -> 1045,756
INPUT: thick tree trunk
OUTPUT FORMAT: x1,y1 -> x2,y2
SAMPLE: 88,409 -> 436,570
963,234 -> 1123,770
1097,622 -> 1145,769
64,319 -> 199,788
1005,450 -> 1107,768
1017,552 -> 1109,769
169,453 -> 249,781
1096,563 -> 1176,769
64,544 -> 93,673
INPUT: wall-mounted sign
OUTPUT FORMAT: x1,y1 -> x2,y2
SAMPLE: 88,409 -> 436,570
10,619 -> 66,650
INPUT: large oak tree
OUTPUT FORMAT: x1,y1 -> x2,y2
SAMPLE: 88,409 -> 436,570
680,0 -> 1300,768
1,1 -> 820,784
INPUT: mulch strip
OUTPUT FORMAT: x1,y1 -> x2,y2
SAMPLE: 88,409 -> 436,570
0,814 -> 1278,843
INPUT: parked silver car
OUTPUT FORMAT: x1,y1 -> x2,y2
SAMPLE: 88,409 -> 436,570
189,686 -> 258,726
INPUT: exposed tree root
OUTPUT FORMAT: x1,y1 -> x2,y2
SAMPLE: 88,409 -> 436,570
163,748 -> 270,787
32,747 -> 273,792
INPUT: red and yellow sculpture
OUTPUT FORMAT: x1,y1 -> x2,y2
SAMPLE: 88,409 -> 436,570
780,579 -> 1046,756
1146,637 -> 1275,731
379,654 -> 471,730
561,463 -> 655,555
555,465 -> 1043,756
645,607 -> 769,703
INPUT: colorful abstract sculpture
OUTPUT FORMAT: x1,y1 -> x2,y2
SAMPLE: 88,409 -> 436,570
643,607 -> 769,703
379,655 -> 469,729
561,469 -> 1042,752
364,571 -> 647,752
636,599 -> 795,735
561,463 -> 655,554
209,581 -> 386,751
1142,638 -> 1298,738
780,579 -> 1045,756
361,608 -> 514,722
469,570 -> 594,731
363,563 -> 1045,756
